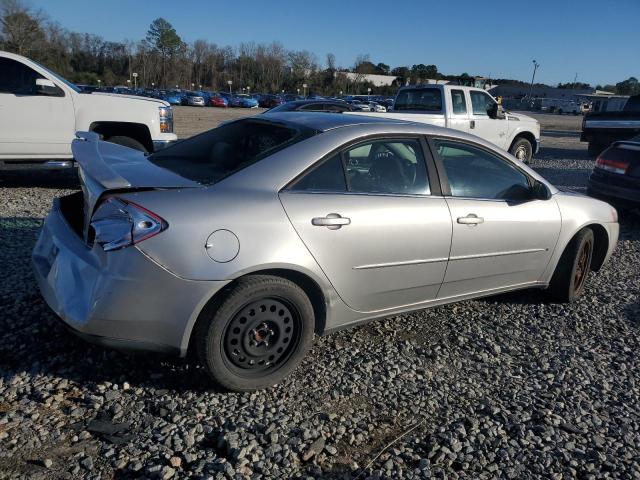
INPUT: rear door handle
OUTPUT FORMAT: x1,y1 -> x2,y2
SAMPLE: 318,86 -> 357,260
470,120 -> 475,129
457,213 -> 484,225
312,213 -> 351,230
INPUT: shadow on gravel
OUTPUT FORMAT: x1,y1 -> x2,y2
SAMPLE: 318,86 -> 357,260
535,147 -> 591,162
0,169 -> 80,189
0,215 -> 216,395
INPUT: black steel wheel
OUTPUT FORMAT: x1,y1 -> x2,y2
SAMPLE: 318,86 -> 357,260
222,297 -> 301,376
196,275 -> 315,391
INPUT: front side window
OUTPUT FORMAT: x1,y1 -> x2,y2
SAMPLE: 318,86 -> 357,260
0,58 -> 44,94
434,140 -> 531,200
451,89 -> 467,114
394,88 -> 442,112
470,91 -> 496,116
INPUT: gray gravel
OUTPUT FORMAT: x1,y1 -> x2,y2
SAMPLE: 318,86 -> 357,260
1,122 -> 639,479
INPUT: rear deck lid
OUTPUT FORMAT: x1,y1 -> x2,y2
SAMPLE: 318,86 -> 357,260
72,131 -> 199,241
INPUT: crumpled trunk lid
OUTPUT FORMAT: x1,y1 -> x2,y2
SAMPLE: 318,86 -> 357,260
72,131 -> 199,242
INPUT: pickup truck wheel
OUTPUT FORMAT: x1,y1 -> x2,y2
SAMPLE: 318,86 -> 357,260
547,228 -> 594,303
509,138 -> 533,163
106,136 -> 148,154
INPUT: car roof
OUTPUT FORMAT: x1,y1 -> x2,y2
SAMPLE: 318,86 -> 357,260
261,112 -> 415,132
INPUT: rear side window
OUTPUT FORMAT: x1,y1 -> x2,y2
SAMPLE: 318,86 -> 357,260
290,138 -> 430,195
290,154 -> 346,191
394,88 -> 442,112
0,58 -> 44,94
434,140 -> 531,200
149,120 -> 315,184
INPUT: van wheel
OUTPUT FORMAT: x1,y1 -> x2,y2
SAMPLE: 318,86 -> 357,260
509,137 -> 533,163
196,275 -> 315,391
106,135 -> 148,153
547,228 -> 594,303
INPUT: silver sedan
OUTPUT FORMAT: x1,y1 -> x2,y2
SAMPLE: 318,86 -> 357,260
32,113 -> 619,391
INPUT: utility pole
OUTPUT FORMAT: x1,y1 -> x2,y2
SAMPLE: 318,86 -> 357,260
528,60 -> 539,100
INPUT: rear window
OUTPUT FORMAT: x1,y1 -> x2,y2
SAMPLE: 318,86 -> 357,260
394,88 -> 442,112
149,119 -> 315,184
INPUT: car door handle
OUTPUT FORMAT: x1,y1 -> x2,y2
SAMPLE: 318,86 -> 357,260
312,213 -> 351,230
457,214 -> 484,225
470,120 -> 475,129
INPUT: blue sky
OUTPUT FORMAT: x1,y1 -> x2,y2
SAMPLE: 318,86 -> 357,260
30,0 -> 639,86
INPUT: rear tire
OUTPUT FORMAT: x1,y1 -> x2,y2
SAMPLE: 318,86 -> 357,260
509,137 -> 533,163
196,275 -> 315,391
547,228 -> 594,303
106,135 -> 148,153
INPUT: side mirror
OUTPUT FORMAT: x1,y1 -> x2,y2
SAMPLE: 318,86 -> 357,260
487,102 -> 506,120
35,78 -> 62,96
531,180 -> 551,200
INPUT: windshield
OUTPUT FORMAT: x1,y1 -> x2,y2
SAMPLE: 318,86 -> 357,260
32,60 -> 82,93
149,119 -> 316,184
394,88 -> 442,112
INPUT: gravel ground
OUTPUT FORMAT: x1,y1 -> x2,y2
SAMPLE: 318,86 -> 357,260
1,110 -> 639,479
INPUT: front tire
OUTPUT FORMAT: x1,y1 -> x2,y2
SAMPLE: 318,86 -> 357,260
509,137 -> 533,163
106,135 -> 148,153
547,228 -> 594,303
196,275 -> 315,391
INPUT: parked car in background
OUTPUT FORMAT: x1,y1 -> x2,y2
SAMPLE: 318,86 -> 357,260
581,95 -> 640,157
0,50 -> 177,168
369,102 -> 387,113
181,91 -> 206,107
33,113 -> 618,391
219,92 -> 241,107
587,135 -> 640,209
259,94 -> 285,108
281,93 -> 304,102
266,99 -> 356,113
235,94 -> 259,108
209,93 -> 229,108
349,84 -> 541,163
347,99 -> 371,111
158,90 -> 183,105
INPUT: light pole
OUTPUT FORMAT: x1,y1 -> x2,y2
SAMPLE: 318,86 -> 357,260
97,79 -> 101,89
367,87 -> 372,99
246,86 -> 250,95
302,83 -> 307,98
126,79 -> 131,90
227,80 -> 233,93
528,60 -> 539,101
296,88 -> 300,96
132,72 -> 138,89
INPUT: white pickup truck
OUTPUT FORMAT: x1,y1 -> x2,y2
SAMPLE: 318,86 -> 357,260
349,84 -> 541,163
0,51 -> 177,169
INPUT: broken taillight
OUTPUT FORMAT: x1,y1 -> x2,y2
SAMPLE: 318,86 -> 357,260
90,197 -> 167,251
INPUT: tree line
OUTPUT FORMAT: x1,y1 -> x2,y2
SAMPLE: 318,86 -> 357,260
1,0 -> 638,97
